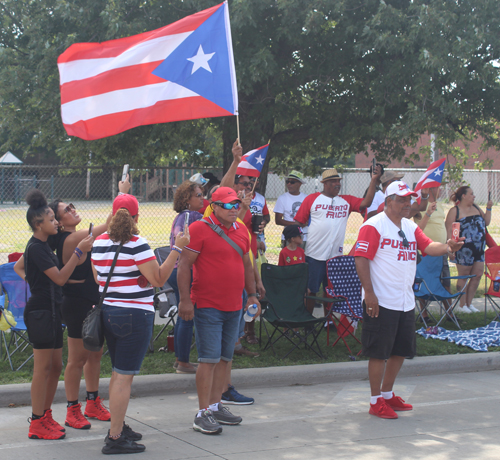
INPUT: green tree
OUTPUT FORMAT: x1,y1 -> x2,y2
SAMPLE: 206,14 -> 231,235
1,0 -> 500,193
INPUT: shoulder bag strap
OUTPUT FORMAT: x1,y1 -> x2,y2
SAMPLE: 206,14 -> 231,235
454,205 -> 459,221
97,242 -> 124,309
201,220 -> 243,258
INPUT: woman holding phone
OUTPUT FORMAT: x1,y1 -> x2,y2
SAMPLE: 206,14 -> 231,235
168,180 -> 204,373
445,186 -> 493,313
46,179 -> 130,430
14,189 -> 93,440
92,192 -> 189,454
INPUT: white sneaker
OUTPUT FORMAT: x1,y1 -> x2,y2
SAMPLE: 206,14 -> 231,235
458,305 -> 472,313
468,305 -> 480,313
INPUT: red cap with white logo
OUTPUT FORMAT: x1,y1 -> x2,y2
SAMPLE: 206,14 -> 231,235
385,181 -> 418,198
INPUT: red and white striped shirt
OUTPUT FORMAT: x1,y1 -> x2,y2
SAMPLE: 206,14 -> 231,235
91,233 -> 156,311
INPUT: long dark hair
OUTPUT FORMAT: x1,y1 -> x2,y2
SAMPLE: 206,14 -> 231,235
25,189 -> 50,231
450,186 -> 470,203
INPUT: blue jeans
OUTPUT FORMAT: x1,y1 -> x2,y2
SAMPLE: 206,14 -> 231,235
102,304 -> 154,375
194,306 -> 241,363
168,268 -> 194,363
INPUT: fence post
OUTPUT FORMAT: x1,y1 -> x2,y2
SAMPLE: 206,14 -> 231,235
1,168 -> 4,204
112,170 -> 117,199
14,173 -> 19,204
51,175 -> 54,201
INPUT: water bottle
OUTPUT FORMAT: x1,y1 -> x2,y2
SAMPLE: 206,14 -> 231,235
244,304 -> 258,322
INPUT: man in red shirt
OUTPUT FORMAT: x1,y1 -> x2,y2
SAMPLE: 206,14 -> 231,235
178,187 -> 261,435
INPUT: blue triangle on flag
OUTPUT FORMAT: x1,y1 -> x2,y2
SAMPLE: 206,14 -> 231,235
245,146 -> 269,172
152,4 -> 235,114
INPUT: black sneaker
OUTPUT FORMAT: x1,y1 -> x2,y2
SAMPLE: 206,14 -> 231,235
104,424 -> 142,443
211,403 -> 242,425
102,432 -> 145,455
193,410 -> 222,435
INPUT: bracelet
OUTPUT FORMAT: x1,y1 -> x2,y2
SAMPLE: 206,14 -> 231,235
74,248 -> 82,259
425,212 -> 432,218
421,193 -> 429,199
487,208 -> 492,211
248,293 -> 260,298
118,192 -> 126,196
172,245 -> 182,254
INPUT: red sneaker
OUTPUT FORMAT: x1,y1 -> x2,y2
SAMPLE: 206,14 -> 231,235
65,403 -> 91,429
28,417 -> 66,440
369,397 -> 398,419
84,396 -> 111,421
43,409 -> 65,432
385,394 -> 413,411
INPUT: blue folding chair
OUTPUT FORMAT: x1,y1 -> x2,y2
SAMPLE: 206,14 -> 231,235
0,262 -> 33,371
414,255 -> 474,329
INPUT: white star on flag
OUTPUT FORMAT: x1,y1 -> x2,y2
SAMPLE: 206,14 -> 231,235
434,168 -> 443,177
255,155 -> 264,165
187,45 -> 215,74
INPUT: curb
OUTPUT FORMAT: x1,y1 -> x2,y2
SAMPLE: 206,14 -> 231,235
2,351 -> 500,407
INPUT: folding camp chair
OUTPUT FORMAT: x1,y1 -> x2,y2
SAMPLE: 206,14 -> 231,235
414,255 -> 474,329
325,256 -> 363,358
259,263 -> 342,359
0,261 -> 33,371
483,246 -> 500,324
148,246 -> 178,352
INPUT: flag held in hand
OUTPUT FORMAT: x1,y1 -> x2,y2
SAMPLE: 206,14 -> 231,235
236,144 -> 269,178
414,158 -> 446,199
58,2 -> 238,140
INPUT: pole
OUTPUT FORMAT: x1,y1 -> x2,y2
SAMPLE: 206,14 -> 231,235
236,114 -> 241,146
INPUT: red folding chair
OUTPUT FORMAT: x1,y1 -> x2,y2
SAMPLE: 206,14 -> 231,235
484,245 -> 500,324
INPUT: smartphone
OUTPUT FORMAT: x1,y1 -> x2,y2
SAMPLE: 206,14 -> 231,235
184,222 -> 188,234
121,164 -> 129,182
372,158 -> 376,173
489,191 -> 492,201
88,223 -> 94,237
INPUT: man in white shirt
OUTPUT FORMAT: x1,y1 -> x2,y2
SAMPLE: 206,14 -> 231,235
354,181 -> 464,420
274,171 -> 308,247
295,167 -> 381,313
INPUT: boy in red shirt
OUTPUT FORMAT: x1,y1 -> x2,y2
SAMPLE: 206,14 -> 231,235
279,226 -> 305,266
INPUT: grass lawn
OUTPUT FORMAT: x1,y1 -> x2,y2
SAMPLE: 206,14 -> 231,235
1,311 -> 499,386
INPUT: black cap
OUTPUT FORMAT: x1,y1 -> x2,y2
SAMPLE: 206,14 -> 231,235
202,172 -> 220,185
283,225 -> 302,240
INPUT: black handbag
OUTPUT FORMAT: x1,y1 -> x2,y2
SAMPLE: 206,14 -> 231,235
82,243 -> 123,352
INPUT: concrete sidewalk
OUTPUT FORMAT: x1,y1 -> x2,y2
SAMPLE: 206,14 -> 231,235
2,355 -> 500,459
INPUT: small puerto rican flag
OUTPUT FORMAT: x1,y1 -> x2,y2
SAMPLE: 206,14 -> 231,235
236,144 -> 269,178
356,241 -> 369,252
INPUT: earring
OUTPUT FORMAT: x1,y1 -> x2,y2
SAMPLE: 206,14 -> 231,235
60,225 -> 64,231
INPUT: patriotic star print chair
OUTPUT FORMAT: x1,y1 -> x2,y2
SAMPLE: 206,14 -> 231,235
0,261 -> 33,371
414,255 -> 474,329
259,263 -> 341,359
325,256 -> 363,358
483,246 -> 500,324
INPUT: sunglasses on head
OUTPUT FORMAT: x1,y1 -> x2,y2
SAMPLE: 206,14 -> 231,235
214,202 -> 240,210
286,179 -> 298,184
63,203 -> 75,214
398,230 -> 409,248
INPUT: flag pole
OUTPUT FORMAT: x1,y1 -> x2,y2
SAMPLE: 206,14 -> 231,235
236,114 -> 241,146
251,178 -> 258,194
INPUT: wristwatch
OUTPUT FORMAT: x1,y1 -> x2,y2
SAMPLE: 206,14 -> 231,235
248,293 -> 260,299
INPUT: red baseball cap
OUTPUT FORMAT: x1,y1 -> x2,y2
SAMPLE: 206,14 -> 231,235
211,187 -> 241,204
112,194 -> 139,216
385,181 -> 418,198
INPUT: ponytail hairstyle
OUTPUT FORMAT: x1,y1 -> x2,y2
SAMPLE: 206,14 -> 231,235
108,209 -> 139,244
450,186 -> 470,203
26,189 -> 50,231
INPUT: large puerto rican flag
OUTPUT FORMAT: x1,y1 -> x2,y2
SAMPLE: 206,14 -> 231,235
57,2 -> 238,141
236,144 -> 269,178
414,158 -> 446,199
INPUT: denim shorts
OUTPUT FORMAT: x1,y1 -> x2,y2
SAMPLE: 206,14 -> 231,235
305,256 -> 328,294
194,306 -> 241,363
102,304 -> 154,375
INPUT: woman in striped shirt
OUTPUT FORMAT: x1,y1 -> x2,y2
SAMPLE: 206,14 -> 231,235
91,193 -> 188,455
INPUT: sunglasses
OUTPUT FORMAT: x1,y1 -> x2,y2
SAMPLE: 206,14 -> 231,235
63,203 -> 75,214
238,181 -> 252,188
398,230 -> 409,248
192,192 -> 203,198
214,202 -> 241,210
286,179 -> 298,184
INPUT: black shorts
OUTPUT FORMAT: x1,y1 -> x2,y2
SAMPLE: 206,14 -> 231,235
361,303 -> 416,360
25,297 -> 64,350
61,295 -> 94,339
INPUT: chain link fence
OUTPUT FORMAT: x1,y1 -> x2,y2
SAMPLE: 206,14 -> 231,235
1,165 -> 500,265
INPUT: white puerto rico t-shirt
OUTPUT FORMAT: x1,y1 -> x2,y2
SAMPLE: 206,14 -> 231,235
295,192 -> 363,260
274,192 -> 308,241
354,212 -> 432,312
